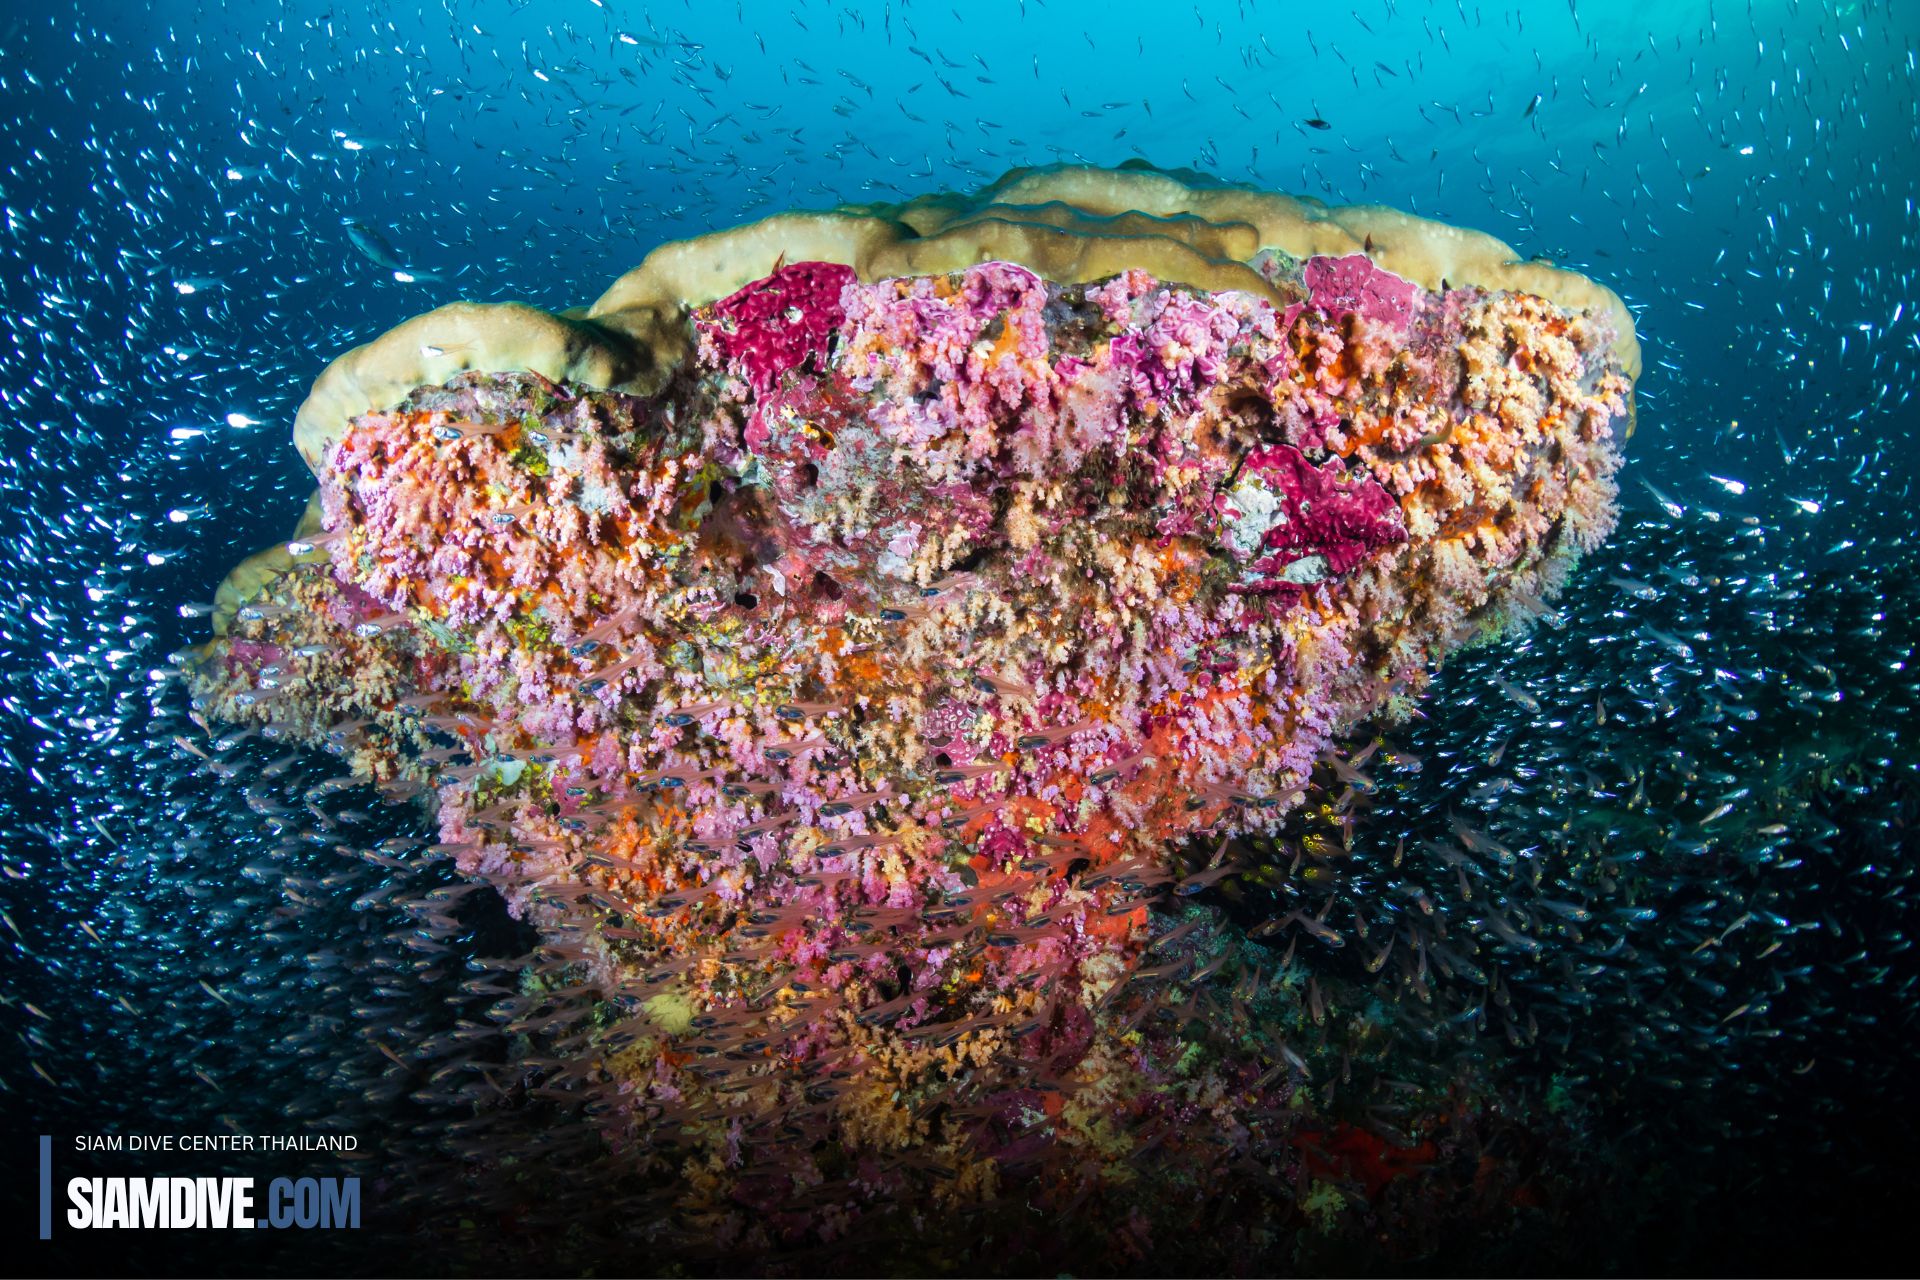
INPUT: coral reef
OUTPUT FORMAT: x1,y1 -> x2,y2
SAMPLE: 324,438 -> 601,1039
187,165 -> 1633,1270
288,162 -> 1638,469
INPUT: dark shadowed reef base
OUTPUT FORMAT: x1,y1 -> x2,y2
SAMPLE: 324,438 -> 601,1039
16,510 -> 1918,1279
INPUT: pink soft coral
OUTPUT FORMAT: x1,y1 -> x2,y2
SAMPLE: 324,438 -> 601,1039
1303,253 -> 1419,332
700,260 -> 857,394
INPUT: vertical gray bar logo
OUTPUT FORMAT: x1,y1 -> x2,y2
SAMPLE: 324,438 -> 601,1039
39,1135 -> 51,1240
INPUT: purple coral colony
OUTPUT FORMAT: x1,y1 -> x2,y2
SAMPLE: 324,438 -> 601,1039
188,166 -> 1634,1269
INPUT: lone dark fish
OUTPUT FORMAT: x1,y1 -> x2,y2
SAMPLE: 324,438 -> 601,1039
343,218 -> 404,271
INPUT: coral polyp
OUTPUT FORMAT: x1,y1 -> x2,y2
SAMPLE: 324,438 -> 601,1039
188,164 -> 1634,1268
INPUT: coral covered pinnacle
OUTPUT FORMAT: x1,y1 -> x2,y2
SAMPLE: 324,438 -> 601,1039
189,165 -> 1635,1270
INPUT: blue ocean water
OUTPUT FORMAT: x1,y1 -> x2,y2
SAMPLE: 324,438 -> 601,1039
2,0 -> 1915,1274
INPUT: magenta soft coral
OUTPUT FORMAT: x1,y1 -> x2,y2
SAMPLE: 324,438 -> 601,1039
1302,253 -> 1420,331
700,260 -> 858,394
1242,444 -> 1409,588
